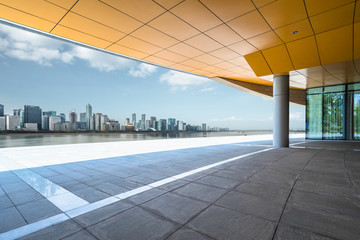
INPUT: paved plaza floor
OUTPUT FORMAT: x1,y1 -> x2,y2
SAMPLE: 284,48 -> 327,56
0,135 -> 359,240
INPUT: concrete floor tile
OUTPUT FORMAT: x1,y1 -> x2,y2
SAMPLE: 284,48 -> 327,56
212,169 -> 251,180
62,230 -> 98,240
0,195 -> 14,210
289,190 -> 360,218
142,192 -> 209,224
274,224 -> 335,240
17,198 -> 62,223
18,219 -> 82,240
92,182 -> 128,195
281,206 -> 360,240
74,201 -> 134,228
216,191 -> 284,222
124,188 -> 166,205
106,178 -> 144,190
7,188 -> 44,205
87,207 -> 179,240
173,182 -> 227,203
73,187 -> 111,203
0,207 -> 26,233
196,175 -> 241,190
188,205 -> 275,240
2,181 -> 31,194
157,179 -> 188,191
167,227 -> 213,240
236,181 -> 290,204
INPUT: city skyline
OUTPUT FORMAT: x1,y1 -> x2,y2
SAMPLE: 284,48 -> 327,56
0,23 -> 305,130
0,102 -> 226,132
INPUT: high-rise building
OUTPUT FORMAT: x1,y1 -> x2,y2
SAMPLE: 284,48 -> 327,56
69,110 -> 77,123
145,120 -> 150,130
168,118 -> 176,131
6,115 -> 20,130
100,115 -> 109,131
24,105 -> 42,130
202,123 -> 207,132
178,121 -> 184,131
95,113 -> 102,131
132,113 -> 136,126
150,116 -> 156,128
86,104 -> 92,130
0,104 -> 4,117
90,115 -> 95,131
42,111 -> 56,130
125,118 -> 130,125
141,114 -> 146,130
60,113 -> 66,123
0,116 -> 6,130
80,113 -> 86,123
49,116 -> 61,131
13,109 -> 24,127
160,119 -> 167,131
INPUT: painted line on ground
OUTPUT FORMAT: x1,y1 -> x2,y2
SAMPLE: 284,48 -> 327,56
0,147 -> 273,240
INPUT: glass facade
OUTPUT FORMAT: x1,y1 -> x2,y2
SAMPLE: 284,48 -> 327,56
306,83 -> 360,140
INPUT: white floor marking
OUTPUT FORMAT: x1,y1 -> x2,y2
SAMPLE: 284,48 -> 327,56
0,147 -> 274,240
0,153 -> 89,212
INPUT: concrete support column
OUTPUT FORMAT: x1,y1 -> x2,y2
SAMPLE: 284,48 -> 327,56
273,74 -> 289,147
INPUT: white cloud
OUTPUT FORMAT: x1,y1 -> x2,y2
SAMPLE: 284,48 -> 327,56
0,24 -> 134,70
200,87 -> 215,92
159,70 -> 210,92
210,116 -> 243,122
128,63 -> 158,78
290,112 -> 303,120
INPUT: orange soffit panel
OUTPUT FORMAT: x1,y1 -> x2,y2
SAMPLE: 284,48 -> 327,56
0,0 -> 359,88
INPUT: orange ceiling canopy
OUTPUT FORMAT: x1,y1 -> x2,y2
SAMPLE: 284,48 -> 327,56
0,0 -> 359,93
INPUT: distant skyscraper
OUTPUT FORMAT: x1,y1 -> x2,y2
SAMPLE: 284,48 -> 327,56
141,114 -> 146,130
125,118 -> 130,125
95,113 -> 102,131
49,116 -> 61,131
0,116 -> 5,130
80,113 -> 86,123
0,104 -> 4,117
168,118 -> 176,131
145,120 -> 150,130
42,111 -> 56,130
202,123 -> 207,131
86,104 -> 92,130
69,110 -> 77,123
24,105 -> 42,130
6,115 -> 20,130
160,119 -> 167,131
13,109 -> 24,127
132,113 -> 136,125
60,113 -> 66,123
150,116 -> 156,128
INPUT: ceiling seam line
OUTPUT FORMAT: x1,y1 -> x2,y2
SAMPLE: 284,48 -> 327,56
197,0 -> 273,75
301,0 -> 341,85
352,0 -> 360,75
0,3 -> 56,25
249,0 -> 296,72
49,0 -> 79,33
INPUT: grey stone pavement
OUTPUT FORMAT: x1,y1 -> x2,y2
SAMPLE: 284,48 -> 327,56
1,139 -> 360,239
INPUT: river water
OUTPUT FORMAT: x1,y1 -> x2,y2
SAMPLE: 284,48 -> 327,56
0,131 -> 276,148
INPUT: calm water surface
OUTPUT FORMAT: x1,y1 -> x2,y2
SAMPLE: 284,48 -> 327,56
0,131 -> 273,148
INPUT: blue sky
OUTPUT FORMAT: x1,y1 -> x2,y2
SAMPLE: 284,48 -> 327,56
0,23 -> 305,130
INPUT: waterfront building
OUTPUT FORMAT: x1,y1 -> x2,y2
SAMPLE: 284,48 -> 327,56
160,119 -> 167,131
131,113 -> 136,126
80,113 -> 86,123
124,118 -> 130,125
150,116 -> 156,128
145,120 -> 150,130
0,104 -> 4,117
90,115 -> 95,131
42,111 -> 56,130
141,114 -> 146,130
168,118 -> 176,131
202,123 -> 207,132
13,109 -> 24,127
60,113 -> 66,123
49,116 -> 61,131
0,116 -> 6,130
6,115 -> 20,130
69,110 -> 77,124
178,121 -> 184,131
107,120 -> 121,131
24,105 -> 42,130
23,123 -> 38,131
154,120 -> 159,131
100,115 -> 109,131
86,104 -> 92,130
